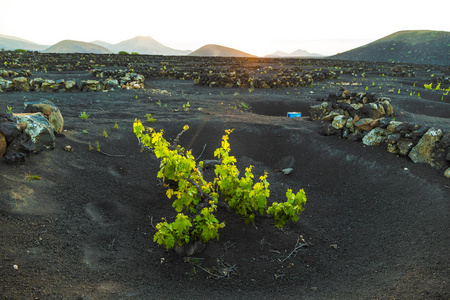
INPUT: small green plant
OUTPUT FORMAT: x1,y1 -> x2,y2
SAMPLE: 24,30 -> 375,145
156,100 -> 162,107
14,49 -> 27,53
103,130 -> 108,138
398,89 -> 401,94
79,111 -> 90,120
424,83 -> 433,90
365,86 -> 369,91
118,51 -> 130,55
133,122 -> 307,250
114,123 -> 119,130
96,141 -> 101,152
183,102 -> 190,111
233,92 -> 240,96
239,102 -> 250,111
145,113 -> 157,123
6,106 -> 13,114
88,142 -> 93,150
131,52 -> 140,55
26,171 -> 41,181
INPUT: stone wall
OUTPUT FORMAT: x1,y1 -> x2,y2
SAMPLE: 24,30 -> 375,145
0,69 -> 145,92
310,90 -> 450,178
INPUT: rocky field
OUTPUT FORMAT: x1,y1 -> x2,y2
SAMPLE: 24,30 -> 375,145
0,52 -> 449,299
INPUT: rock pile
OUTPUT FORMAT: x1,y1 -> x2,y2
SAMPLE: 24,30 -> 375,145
90,69 -> 145,90
0,100 -> 63,163
310,91 -> 450,177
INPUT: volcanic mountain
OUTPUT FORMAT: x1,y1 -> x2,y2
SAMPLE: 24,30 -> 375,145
93,36 -> 191,55
0,34 -> 48,51
189,44 -> 256,57
42,40 -> 113,54
331,30 -> 450,65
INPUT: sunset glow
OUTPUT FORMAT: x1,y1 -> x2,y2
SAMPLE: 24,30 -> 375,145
0,0 -> 449,56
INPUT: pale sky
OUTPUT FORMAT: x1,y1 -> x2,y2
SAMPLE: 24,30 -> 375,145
0,0 -> 449,56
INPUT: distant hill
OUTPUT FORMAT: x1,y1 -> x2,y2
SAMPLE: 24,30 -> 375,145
104,36 -> 191,55
189,44 -> 256,57
266,50 -> 290,57
331,30 -> 450,65
90,40 -> 115,50
42,40 -> 113,54
0,34 -> 48,51
266,49 -> 324,58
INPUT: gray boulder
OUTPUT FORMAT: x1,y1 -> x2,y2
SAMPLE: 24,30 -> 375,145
332,115 -> 347,129
12,77 -> 30,91
362,127 -> 389,146
408,128 -> 443,168
0,77 -> 13,92
24,99 -> 64,133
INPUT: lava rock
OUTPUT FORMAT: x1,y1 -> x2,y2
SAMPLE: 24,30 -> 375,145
362,127 -> 389,146
408,128 -> 443,167
24,99 -> 64,133
0,132 -> 6,157
13,113 -> 56,152
0,122 -> 22,143
12,77 -> 30,91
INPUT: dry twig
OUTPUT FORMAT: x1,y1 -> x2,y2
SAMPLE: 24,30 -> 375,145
281,235 -> 309,263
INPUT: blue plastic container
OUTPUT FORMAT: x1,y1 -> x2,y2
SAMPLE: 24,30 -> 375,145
287,112 -> 302,118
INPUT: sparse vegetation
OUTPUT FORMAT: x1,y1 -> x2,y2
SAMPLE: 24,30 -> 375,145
79,111 -> 90,120
133,122 -> 306,250
25,171 -> 41,181
145,113 -> 157,123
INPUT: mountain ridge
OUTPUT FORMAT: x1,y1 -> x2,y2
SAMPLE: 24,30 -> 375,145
42,40 -> 113,54
331,30 -> 450,65
189,44 -> 256,57
265,49 -> 324,58
0,30 -> 448,64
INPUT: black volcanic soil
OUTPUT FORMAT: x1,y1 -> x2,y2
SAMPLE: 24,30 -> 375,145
1,55 -> 449,299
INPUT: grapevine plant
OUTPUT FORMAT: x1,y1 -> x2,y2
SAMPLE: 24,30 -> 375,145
133,120 -> 306,249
